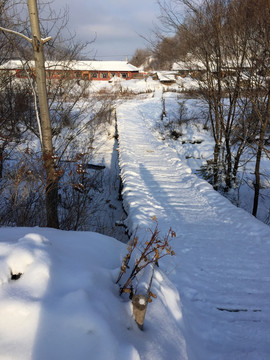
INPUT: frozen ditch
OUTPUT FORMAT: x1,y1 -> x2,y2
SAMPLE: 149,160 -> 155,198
77,109 -> 128,242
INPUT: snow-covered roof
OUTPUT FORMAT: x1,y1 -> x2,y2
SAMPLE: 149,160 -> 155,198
156,71 -> 176,82
172,57 -> 251,72
0,60 -> 139,72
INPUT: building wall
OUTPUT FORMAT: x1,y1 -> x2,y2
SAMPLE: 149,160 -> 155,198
13,69 -> 136,81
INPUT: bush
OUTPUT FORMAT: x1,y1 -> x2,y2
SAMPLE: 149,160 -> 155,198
117,219 -> 176,299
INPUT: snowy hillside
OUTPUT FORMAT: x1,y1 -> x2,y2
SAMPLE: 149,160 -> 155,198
0,85 -> 270,360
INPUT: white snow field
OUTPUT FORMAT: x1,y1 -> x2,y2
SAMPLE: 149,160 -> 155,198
0,89 -> 269,360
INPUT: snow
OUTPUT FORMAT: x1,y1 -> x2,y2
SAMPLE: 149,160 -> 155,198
0,86 -> 270,359
0,228 -> 187,360
0,60 -> 139,72
86,77 -> 163,94
156,71 -> 177,82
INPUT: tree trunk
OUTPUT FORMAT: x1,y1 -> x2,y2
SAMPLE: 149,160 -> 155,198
252,132 -> 263,217
213,142 -> 221,190
232,142 -> 244,183
252,89 -> 270,217
27,0 -> 59,228
0,146 -> 3,178
252,113 -> 269,217
224,136 -> 232,190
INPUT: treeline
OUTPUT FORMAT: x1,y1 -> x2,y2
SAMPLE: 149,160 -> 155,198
132,0 -> 270,219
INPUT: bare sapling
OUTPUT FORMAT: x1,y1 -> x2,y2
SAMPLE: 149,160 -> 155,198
117,218 -> 176,299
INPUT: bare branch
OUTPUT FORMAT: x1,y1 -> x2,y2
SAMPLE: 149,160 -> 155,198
0,26 -> 32,43
42,36 -> 52,44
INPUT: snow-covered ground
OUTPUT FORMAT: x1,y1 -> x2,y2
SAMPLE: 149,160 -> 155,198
0,83 -> 270,359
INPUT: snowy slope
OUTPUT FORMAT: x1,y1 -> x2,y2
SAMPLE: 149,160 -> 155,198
117,92 -> 270,359
0,227 -> 188,360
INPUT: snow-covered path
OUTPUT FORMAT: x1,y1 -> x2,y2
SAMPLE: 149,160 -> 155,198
117,93 -> 270,360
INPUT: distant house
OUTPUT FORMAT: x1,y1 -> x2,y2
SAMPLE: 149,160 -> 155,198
172,60 -> 205,78
0,60 -> 140,81
172,57 -> 256,79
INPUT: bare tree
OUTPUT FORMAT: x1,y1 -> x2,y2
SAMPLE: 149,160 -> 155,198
0,1 -> 120,230
245,0 -> 270,216
158,0 -> 270,195
26,0 -> 59,228
130,48 -> 152,69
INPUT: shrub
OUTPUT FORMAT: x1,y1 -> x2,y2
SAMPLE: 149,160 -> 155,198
117,219 -> 176,299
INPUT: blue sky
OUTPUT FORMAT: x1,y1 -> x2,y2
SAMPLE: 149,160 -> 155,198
54,0 -> 160,60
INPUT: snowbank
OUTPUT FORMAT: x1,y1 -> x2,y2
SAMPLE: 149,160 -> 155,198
0,227 -> 188,360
